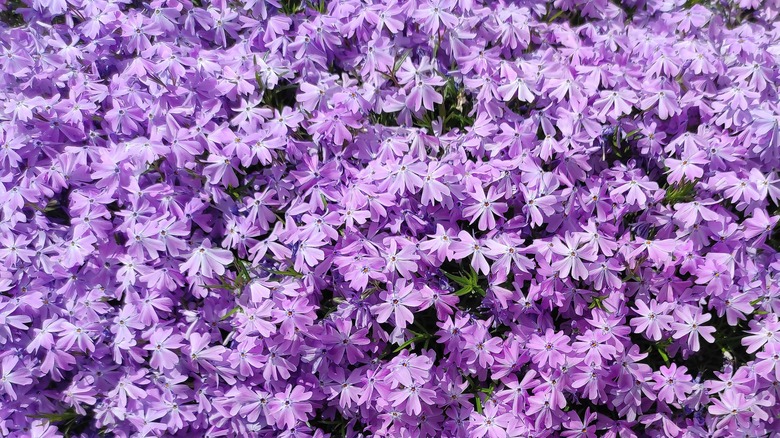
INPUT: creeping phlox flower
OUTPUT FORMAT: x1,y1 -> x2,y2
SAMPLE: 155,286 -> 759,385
1,0 -> 780,436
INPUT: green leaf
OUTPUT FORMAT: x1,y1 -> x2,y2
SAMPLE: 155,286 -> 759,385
271,267 -> 304,278
663,180 -> 697,204
589,295 -> 608,310
444,271 -> 471,287
201,281 -> 236,291
378,71 -> 396,83
307,0 -> 326,12
447,267 -> 485,296
233,257 -> 251,284
393,333 -> 427,353
28,412 -> 79,422
613,126 -> 621,150
280,0 -> 304,14
656,344 -> 670,364
412,320 -> 430,335
625,128 -> 642,139
454,285 -> 474,296
393,50 -> 412,74
221,306 -> 243,321
468,268 -> 479,286
479,382 -> 496,395
200,284 -> 224,289
547,8 -> 566,23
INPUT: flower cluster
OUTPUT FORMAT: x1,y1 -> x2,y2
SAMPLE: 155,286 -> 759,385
1,0 -> 780,436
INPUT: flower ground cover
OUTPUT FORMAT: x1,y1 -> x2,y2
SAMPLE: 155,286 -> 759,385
1,0 -> 780,436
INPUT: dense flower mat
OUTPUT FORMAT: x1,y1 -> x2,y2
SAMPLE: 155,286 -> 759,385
1,0 -> 780,436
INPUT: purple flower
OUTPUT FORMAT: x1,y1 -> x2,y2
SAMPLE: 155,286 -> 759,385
2,0 -> 780,435
742,317 -> 780,354
374,280 -> 425,329
450,231 -> 491,275
551,232 -> 598,281
179,239 -> 234,278
469,403 -> 514,438
463,185 -> 507,231
670,305 -> 716,352
267,385 -> 313,430
653,364 -> 693,405
630,300 -> 674,341
0,355 -> 32,400
572,330 -> 616,366
144,328 -> 184,371
528,329 -> 572,369
388,350 -> 433,387
708,391 -> 753,430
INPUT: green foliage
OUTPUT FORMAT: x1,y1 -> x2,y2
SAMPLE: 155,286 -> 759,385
280,0 -> 304,15
393,330 -> 431,353
270,266 -> 304,279
261,83 -> 299,111
663,180 -> 697,205
607,127 -> 632,162
29,410 -> 92,437
588,294 -> 609,310
378,49 -> 410,86
375,54 -> 474,134
307,0 -> 326,13
413,77 -> 474,133
220,305 -> 243,320
0,0 -> 25,27
444,267 -> 485,297
41,198 -> 72,226
631,314 -> 751,379
309,413 -> 356,437
368,111 -> 399,127
655,339 -> 671,365
232,256 -> 251,286
767,206 -> 780,252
